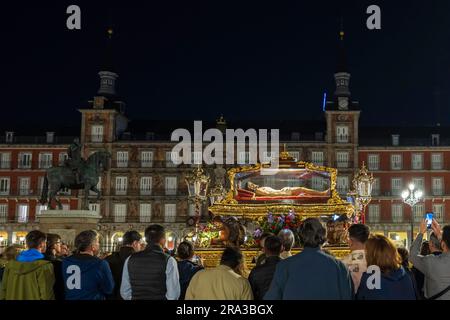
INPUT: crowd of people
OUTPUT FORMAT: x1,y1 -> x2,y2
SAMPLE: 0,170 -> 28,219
0,216 -> 449,300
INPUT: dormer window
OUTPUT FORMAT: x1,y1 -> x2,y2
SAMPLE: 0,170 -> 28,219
5,132 -> 13,143
291,132 -> 300,141
46,132 -> 55,144
392,134 -> 400,146
432,134 -> 440,146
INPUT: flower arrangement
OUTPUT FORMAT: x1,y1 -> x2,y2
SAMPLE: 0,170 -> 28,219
254,210 -> 302,239
195,222 -> 221,248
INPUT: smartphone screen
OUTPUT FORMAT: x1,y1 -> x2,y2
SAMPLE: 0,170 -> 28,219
425,212 -> 433,229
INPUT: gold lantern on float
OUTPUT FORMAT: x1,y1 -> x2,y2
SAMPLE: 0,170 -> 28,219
351,162 -> 373,224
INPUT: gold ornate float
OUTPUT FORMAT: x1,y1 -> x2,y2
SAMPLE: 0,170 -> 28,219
188,151 -> 356,268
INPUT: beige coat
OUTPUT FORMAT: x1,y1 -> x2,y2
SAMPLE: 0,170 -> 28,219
185,265 -> 253,300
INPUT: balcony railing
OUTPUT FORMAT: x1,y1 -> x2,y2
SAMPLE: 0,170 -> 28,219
432,189 -> 444,196
431,162 -> 443,170
335,161 -> 353,169
334,135 -> 352,144
86,135 -> 104,143
101,215 -> 186,224
0,161 -> 11,169
109,188 -> 187,197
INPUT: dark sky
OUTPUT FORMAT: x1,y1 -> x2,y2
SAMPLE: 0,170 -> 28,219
1,0 -> 450,130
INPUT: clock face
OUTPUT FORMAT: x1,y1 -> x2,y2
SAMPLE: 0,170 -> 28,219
338,97 -> 349,109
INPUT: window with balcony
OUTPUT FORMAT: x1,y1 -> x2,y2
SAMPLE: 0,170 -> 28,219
312,176 -> 325,191
412,177 -> 425,193
18,153 -> 32,169
368,154 -> 379,171
391,204 -> 403,223
0,153 -> 11,169
336,151 -> 349,168
140,176 -> 152,195
116,151 -> 129,168
391,178 -> 403,196
17,204 -> 29,223
164,203 -> 176,222
0,178 -> 10,195
115,176 -> 128,195
368,204 -> 380,223
58,152 -> 68,166
39,153 -> 53,169
431,153 -> 443,170
372,178 -> 380,196
238,152 -> 250,165
190,151 -> 203,166
165,177 -> 177,195
141,151 -> 153,167
336,126 -> 349,143
391,154 -> 402,170
337,176 -> 349,195
113,204 -> 126,223
139,203 -> 152,222
189,203 -> 196,217
91,125 -> 104,142
413,203 -> 425,222
433,204 -> 444,222
311,151 -> 324,166
432,177 -> 444,196
19,177 -> 30,196
166,151 -> 178,167
289,151 -> 300,162
412,153 -> 424,170
0,204 -> 8,223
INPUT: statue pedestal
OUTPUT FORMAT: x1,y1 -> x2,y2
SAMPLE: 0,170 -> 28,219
37,210 -> 102,245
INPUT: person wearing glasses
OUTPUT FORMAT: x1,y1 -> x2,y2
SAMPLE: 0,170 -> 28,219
44,234 -> 64,300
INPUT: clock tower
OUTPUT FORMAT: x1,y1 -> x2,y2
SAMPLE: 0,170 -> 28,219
325,23 -> 360,197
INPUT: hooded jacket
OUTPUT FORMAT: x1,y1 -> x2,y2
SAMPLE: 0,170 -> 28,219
356,266 -> 417,300
0,249 -> 55,300
62,253 -> 114,300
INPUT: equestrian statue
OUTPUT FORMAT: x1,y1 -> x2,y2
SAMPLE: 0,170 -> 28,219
40,138 -> 111,210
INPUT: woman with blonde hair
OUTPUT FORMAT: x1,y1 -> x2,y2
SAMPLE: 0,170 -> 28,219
356,234 -> 417,300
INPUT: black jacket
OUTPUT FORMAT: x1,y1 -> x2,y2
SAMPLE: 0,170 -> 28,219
248,255 -> 281,300
177,260 -> 203,300
44,253 -> 64,300
105,246 -> 135,300
127,245 -> 169,300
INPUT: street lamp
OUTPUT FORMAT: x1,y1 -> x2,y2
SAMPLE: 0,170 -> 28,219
350,162 -> 374,224
402,183 -> 423,247
185,165 -> 210,228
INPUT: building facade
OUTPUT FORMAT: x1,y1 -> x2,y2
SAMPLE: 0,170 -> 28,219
1,29 -> 446,251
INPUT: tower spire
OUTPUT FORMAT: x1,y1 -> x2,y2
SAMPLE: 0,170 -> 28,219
333,17 -> 351,109
98,26 -> 119,97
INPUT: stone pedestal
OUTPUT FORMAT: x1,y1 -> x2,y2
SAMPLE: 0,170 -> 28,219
37,210 -> 102,245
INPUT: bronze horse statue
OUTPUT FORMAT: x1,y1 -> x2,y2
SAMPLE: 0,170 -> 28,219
40,151 -> 111,210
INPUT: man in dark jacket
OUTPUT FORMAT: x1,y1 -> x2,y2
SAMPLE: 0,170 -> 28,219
249,235 -> 282,300
176,241 -> 203,300
120,224 -> 180,300
62,230 -> 114,300
105,230 -> 143,299
264,218 -> 353,300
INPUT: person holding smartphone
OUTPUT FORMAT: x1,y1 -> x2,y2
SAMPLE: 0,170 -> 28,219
410,218 -> 450,300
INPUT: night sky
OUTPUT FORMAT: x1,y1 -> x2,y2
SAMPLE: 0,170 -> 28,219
2,0 -> 450,131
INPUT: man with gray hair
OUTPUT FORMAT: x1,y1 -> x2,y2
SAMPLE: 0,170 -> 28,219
277,229 -> 294,259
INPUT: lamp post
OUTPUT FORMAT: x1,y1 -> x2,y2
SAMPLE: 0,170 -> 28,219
351,162 -> 374,224
185,165 -> 210,229
402,183 -> 423,248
